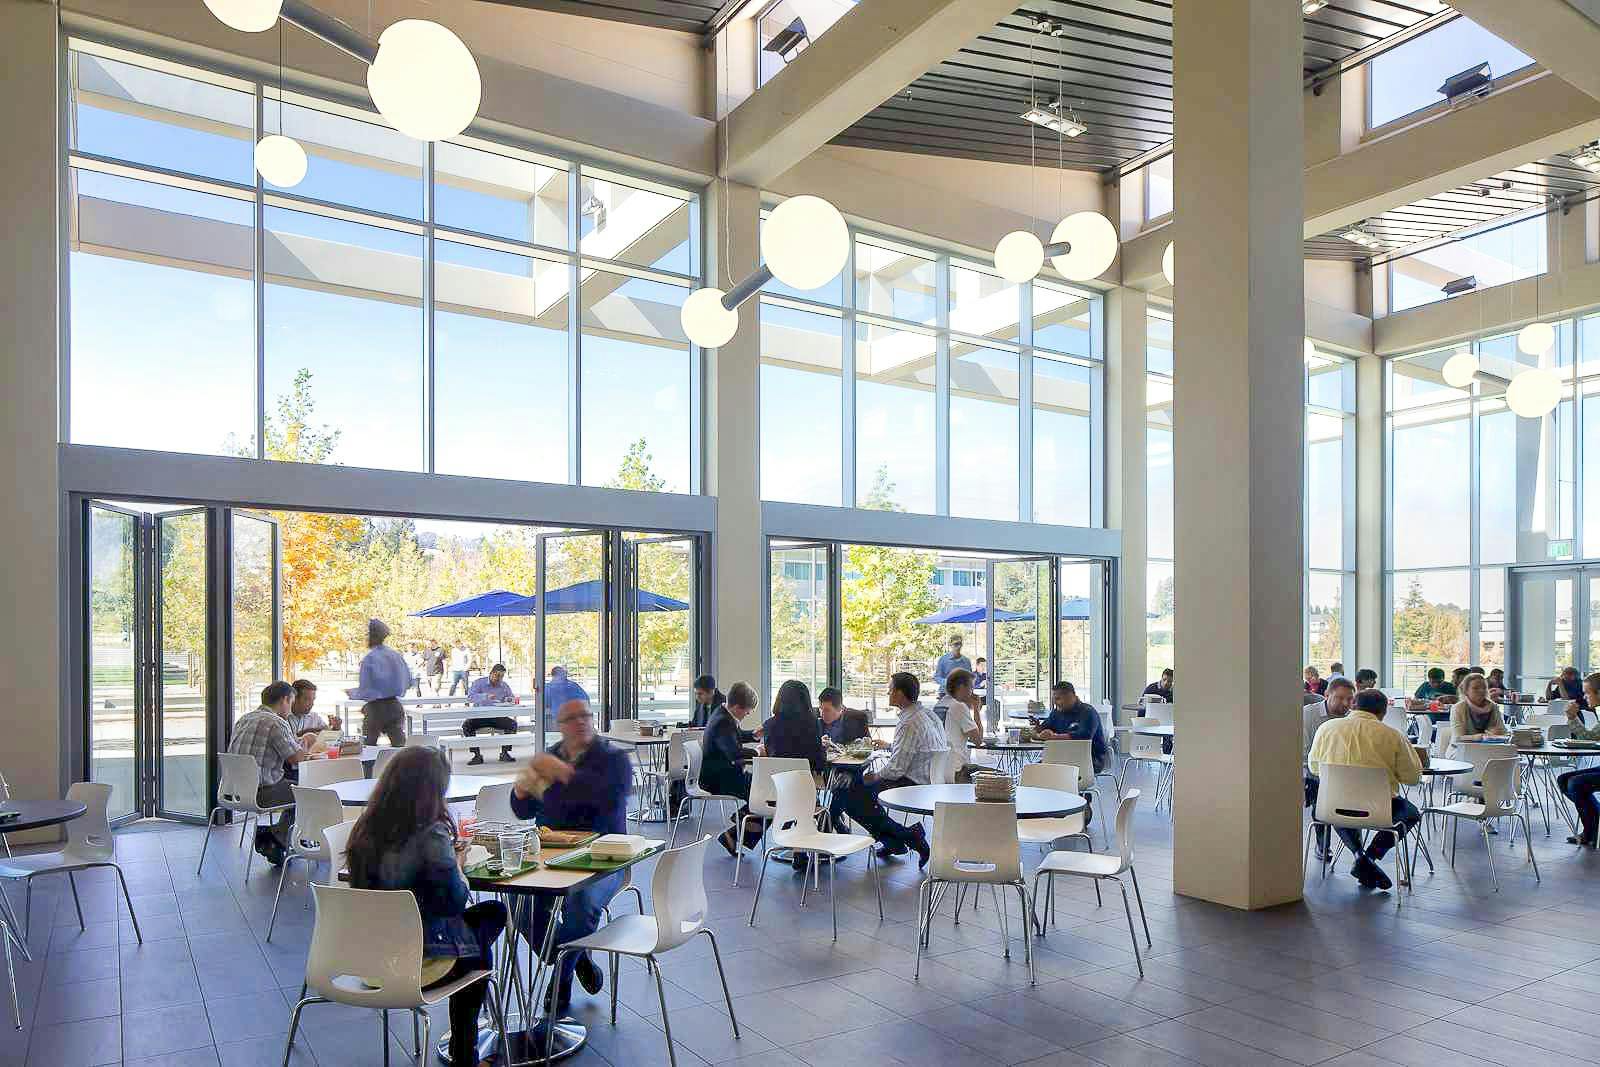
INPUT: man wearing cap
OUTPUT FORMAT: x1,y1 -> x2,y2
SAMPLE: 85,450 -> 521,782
346,618 -> 414,747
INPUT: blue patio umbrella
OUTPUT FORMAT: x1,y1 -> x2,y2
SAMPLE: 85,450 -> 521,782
413,589 -> 537,664
537,579 -> 690,614
913,603 -> 1033,625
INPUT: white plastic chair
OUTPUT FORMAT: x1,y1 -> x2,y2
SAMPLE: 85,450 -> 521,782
0,782 -> 142,943
405,733 -> 442,750
748,770 -> 881,940
1017,764 -> 1088,852
1380,687 -> 1406,700
1547,698 -> 1572,721
1145,702 -> 1175,725
197,752 -> 294,879
320,819 -> 354,879
1426,757 -> 1538,891
283,883 -> 508,1067
1031,789 -> 1151,975
914,800 -> 1033,984
1307,764 -> 1413,908
372,747 -> 399,778
550,836 -> 738,1067
1043,739 -> 1107,845
666,739 -> 745,851
1123,717 -> 1173,812
297,757 -> 364,789
735,757 -> 814,885
1430,724 -> 1454,757
1381,706 -> 1411,735
473,781 -> 519,824
267,786 -> 349,941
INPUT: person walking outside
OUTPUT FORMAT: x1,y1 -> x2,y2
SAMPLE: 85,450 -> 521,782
346,618 -> 413,747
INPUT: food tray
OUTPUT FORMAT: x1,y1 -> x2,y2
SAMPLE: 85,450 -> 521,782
536,828 -> 599,848
544,843 -> 663,871
465,856 -> 541,879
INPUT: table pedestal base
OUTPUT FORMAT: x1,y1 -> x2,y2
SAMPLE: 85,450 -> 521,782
437,1018 -> 587,1066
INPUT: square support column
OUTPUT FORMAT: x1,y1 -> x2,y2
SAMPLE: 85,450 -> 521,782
703,179 -> 765,689
1171,0 -> 1306,910
1105,287 -> 1148,713
1356,353 -> 1384,671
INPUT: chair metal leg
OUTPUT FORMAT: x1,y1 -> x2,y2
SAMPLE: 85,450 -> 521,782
702,930 -> 739,1037
997,881 -> 1010,959
1118,879 -> 1145,977
109,864 -> 142,944
281,996 -> 313,1067
381,1008 -> 391,1067
828,852 -> 839,942
1,919 -> 18,1031
1014,884 -> 1035,985
1520,813 -> 1540,881
244,818 -> 257,882
197,807 -> 220,875
67,870 -> 85,930
266,855 -> 298,942
913,879 -> 932,979
21,880 -> 31,944
1092,876 -> 1102,907
747,848 -> 772,927
545,949 -> 572,1063
733,814 -> 751,886
869,850 -> 884,919
417,1009 -> 429,1066
1480,823 -> 1500,892
1128,864 -> 1153,947
650,958 -> 678,1067
609,951 -> 620,1024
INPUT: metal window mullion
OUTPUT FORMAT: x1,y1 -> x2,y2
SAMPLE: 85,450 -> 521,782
59,39 -> 74,447
827,541 -> 843,687
567,166 -> 582,486
935,255 -> 950,516
423,140 -> 436,474
1089,291 -> 1105,528
1469,396 -> 1482,661
253,85 -> 266,460
689,192 -> 704,495
1019,282 -> 1035,524
841,236 -> 857,508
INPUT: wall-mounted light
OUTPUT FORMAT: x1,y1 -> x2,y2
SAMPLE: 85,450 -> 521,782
1441,275 -> 1478,297
1438,62 -> 1493,106
1021,100 -> 1087,138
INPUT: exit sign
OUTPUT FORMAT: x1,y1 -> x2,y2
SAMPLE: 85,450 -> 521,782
1549,540 -> 1574,560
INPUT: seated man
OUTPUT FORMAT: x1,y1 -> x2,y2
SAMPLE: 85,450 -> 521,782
1413,667 -> 1456,702
818,687 -> 872,833
841,672 -> 946,866
1143,668 -> 1173,704
931,669 -> 986,783
1353,668 -> 1379,692
1302,677 -> 1355,860
1035,681 -> 1110,818
284,679 -> 339,745
228,680 -> 311,865
463,662 -> 520,765
702,683 -> 763,856
1307,687 -> 1423,891
510,698 -> 633,1015
687,674 -> 726,729
1559,673 -> 1600,847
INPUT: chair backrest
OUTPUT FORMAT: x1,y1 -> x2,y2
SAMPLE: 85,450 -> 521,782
1313,764 -> 1397,832
749,757 -> 813,816
288,786 -> 347,859
1413,715 -> 1434,751
769,769 -> 818,848
1113,788 -> 1141,871
682,738 -> 705,792
305,883 -> 424,1008
1380,706 -> 1410,734
648,835 -> 712,952
929,801 -> 1022,883
1021,762 -> 1079,793
666,730 -> 690,779
1042,739 -> 1094,787
1430,724 -> 1454,757
217,752 -> 263,810
931,748 -> 957,785
1547,698 -> 1571,720
1457,740 -> 1506,779
372,748 -> 398,777
321,820 -> 354,876
1130,717 -> 1164,757
0,770 -> 9,804
474,781 -> 518,823
1145,703 -> 1174,725
298,757 -> 364,789
1479,757 -> 1520,812
405,734 -> 441,750
62,781 -> 115,863
1380,687 -> 1405,700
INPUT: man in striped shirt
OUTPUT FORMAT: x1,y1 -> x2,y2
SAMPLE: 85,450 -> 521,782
841,672 -> 947,866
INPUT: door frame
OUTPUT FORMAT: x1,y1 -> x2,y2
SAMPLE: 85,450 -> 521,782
985,554 -> 1058,726
619,533 -> 704,721
81,500 -> 147,826
150,506 -> 215,823
536,528 -> 612,733
1506,562 -> 1590,692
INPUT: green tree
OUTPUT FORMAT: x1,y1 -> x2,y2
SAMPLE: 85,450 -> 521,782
840,543 -> 942,686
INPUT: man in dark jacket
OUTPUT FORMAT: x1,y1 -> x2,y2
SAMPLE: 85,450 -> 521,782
702,683 -> 763,855
688,674 -> 726,728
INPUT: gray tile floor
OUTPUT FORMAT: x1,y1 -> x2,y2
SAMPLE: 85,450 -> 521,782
2,772 -> 1598,1067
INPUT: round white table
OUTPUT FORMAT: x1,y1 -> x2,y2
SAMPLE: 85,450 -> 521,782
877,784 -> 1086,819
1134,723 -> 1175,738
329,773 -> 514,806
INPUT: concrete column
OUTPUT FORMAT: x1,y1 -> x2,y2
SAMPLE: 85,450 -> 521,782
1356,354 -> 1385,673
1105,287 -> 1148,715
1171,0 -> 1306,910
1,0 -> 64,838
703,178 -> 765,692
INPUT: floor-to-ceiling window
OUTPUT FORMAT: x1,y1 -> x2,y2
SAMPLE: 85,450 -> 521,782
65,40 -> 702,494
1146,307 -> 1174,679
1386,315 -> 1594,688
1306,345 -> 1357,670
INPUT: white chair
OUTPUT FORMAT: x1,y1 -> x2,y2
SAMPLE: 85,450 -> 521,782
1306,764 -> 1413,908
474,781 -> 519,823
1123,717 -> 1173,812
1450,741 -> 1509,801
666,739 -> 745,851
1381,706 -> 1411,735
1426,757 -> 1538,891
748,770 -> 881,940
1017,764 -> 1089,853
296,757 -> 364,789
1528,712 -> 1568,732
1430,724 -> 1454,757
197,752 -> 294,879
735,757 -> 814,886
0,782 -> 142,943
1144,702 -> 1175,725
1547,698 -> 1572,721
914,800 -> 1034,983
320,819 -> 354,878
372,747 -> 399,778
1031,789 -> 1151,975
405,733 -> 443,750
1043,739 -> 1107,845
1413,716 -> 1434,752
550,836 -> 737,1067
267,786 -> 349,941
1380,687 -> 1406,700
283,883 -> 509,1067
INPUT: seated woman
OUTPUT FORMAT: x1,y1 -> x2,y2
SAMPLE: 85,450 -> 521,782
703,682 -> 763,856
1560,673 -> 1600,847
761,679 -> 827,777
1546,666 -> 1588,709
346,747 -> 506,1067
509,697 -> 633,1016
1450,672 -> 1508,744
1486,667 -> 1510,698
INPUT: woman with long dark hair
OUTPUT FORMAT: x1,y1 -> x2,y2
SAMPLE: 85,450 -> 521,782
346,747 -> 505,1067
762,679 -> 827,776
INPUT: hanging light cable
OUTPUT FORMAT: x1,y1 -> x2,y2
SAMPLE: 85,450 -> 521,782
254,20 -> 307,187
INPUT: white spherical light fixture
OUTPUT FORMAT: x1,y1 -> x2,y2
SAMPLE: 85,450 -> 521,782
993,231 -> 1045,284
1506,366 -> 1563,419
1048,211 -> 1119,281
203,0 -> 282,32
254,134 -> 307,188
1518,321 -> 1555,356
1441,350 -> 1479,389
1161,241 -> 1174,287
366,19 -> 482,141
762,195 -> 849,291
680,287 -> 740,348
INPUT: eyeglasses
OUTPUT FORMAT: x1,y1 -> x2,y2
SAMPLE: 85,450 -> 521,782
558,712 -> 594,725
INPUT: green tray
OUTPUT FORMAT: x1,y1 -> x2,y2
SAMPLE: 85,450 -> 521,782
465,857 -> 541,879
544,843 -> 663,871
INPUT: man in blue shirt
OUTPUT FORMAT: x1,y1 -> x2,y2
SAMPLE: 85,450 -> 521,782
933,635 -> 972,695
510,696 -> 632,1015
463,663 -> 520,765
344,618 -> 413,746
542,666 -> 589,738
1036,680 -> 1110,779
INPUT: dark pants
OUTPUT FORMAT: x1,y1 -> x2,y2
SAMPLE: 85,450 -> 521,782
827,768 -> 863,832
1335,796 -> 1420,861
521,872 -> 623,1013
1558,768 -> 1600,844
843,776 -> 921,847
256,779 -> 295,847
449,670 -> 471,696
1304,774 -> 1329,852
361,697 -> 406,747
426,901 -> 507,1067
462,715 -> 517,758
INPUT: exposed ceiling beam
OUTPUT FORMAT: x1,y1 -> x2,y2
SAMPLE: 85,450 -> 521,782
1448,0 -> 1600,105
720,0 -> 1021,187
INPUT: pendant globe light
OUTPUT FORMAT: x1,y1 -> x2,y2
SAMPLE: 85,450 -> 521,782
255,24 -> 306,188
1518,320 -> 1555,356
1441,350 -> 1479,388
995,231 -> 1046,284
1161,240 -> 1174,286
367,19 -> 482,141
203,0 -> 283,32
1506,366 -> 1562,418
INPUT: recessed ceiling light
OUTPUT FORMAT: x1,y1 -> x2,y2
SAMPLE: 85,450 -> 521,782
1021,101 -> 1087,138
1340,227 -> 1382,250
1573,141 -> 1600,173
1301,1 -> 1329,14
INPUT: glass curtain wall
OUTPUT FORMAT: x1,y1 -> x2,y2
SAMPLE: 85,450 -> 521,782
1386,313 -> 1597,688
65,40 -> 701,494
1306,347 -> 1357,670
1146,307 -> 1174,676
758,225 -> 1103,522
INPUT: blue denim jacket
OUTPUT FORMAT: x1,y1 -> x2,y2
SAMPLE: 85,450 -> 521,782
349,820 -> 479,958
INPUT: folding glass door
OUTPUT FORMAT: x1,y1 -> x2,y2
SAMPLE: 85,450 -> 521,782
621,534 -> 701,722
985,556 -> 1054,729
536,529 -> 610,736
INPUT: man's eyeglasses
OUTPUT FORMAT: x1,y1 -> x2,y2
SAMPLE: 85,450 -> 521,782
557,711 -> 594,725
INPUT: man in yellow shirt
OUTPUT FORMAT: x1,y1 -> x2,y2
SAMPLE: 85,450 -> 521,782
1307,688 -> 1423,891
